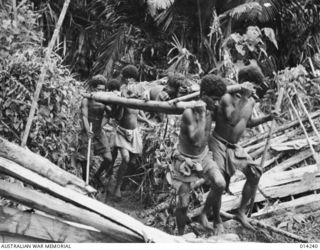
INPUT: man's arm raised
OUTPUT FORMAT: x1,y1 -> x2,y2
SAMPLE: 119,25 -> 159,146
221,93 -> 253,126
247,115 -> 272,128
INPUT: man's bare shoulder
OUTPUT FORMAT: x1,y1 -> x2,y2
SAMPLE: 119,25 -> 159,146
220,93 -> 233,105
181,108 -> 194,124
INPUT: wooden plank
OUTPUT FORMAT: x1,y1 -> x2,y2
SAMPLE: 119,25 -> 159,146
0,157 -> 184,243
252,194 -> 320,220
0,180 -> 143,243
240,110 -> 320,148
245,133 -> 289,153
190,165 -> 320,217
270,136 -> 319,152
0,233 -> 48,243
0,206 -> 111,243
265,150 -> 312,175
0,137 -> 95,194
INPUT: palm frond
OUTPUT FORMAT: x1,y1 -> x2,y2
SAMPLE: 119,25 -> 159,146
225,2 -> 262,21
253,0 -> 282,23
91,26 -> 127,77
147,0 -> 174,17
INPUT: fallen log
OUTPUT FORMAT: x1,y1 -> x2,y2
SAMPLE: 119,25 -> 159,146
0,180 -> 142,242
0,137 -> 95,194
0,157 -> 184,243
240,110 -> 320,148
0,206 -> 110,243
83,84 -> 248,113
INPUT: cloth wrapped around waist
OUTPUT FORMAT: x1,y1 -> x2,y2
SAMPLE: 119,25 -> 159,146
116,125 -> 135,142
170,146 -> 212,183
209,132 -> 257,178
114,125 -> 143,154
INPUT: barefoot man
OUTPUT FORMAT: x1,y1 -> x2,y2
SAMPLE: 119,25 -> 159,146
111,65 -> 151,200
207,65 -> 277,233
170,74 -> 228,235
77,75 -> 113,181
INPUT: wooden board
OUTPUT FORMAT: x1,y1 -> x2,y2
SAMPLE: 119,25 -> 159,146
240,110 -> 320,148
0,206 -> 111,242
0,137 -> 95,194
265,150 -> 312,175
0,157 -> 184,243
190,165 -> 320,217
252,194 -> 320,220
0,180 -> 143,243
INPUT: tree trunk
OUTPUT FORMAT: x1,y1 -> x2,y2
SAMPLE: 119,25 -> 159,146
83,92 -> 205,114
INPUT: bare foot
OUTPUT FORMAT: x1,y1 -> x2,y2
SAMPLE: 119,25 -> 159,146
213,223 -> 225,235
234,212 -> 255,231
199,212 -> 213,231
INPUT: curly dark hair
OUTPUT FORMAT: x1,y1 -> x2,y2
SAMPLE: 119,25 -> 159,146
200,74 -> 227,98
167,73 -> 185,90
106,79 -> 121,91
122,65 -> 139,80
238,65 -> 264,85
88,74 -> 108,88
238,65 -> 266,97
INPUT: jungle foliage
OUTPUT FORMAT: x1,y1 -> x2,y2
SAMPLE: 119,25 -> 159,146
0,2 -> 81,174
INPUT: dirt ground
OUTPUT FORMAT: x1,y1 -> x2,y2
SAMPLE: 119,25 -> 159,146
92,181 -> 320,243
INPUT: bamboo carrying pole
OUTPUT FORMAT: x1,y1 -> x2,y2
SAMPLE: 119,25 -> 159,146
86,123 -> 92,184
21,0 -> 71,147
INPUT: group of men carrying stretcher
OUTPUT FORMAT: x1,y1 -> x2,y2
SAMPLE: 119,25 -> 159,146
75,64 -> 279,236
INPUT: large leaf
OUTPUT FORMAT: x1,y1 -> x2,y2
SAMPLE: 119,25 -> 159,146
262,27 -> 278,49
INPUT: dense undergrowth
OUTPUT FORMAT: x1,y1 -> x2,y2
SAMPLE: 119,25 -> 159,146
0,2 -> 82,175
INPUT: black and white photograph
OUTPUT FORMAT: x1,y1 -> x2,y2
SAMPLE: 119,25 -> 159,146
0,0 -> 320,246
